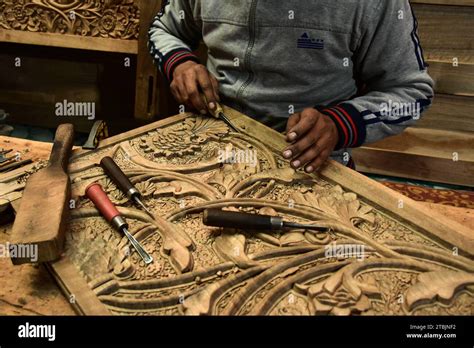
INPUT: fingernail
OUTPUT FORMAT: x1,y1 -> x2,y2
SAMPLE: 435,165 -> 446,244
306,166 -> 314,173
209,102 -> 216,110
292,160 -> 301,168
288,132 -> 297,141
200,109 -> 207,115
283,150 -> 292,158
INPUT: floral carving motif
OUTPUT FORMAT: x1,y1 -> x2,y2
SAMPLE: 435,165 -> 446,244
291,185 -> 376,227
0,0 -> 139,39
139,117 -> 229,159
295,269 -> 381,316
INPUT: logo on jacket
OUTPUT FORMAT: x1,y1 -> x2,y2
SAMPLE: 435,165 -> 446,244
297,33 -> 324,49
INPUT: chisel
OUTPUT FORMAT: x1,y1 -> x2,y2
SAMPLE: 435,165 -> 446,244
86,183 -> 153,264
201,94 -> 240,133
203,209 -> 327,232
100,156 -> 153,217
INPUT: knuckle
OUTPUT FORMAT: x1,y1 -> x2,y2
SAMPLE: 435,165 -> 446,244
312,143 -> 322,154
302,108 -> 318,118
184,70 -> 195,78
201,82 -> 212,90
188,89 -> 198,98
322,149 -> 332,158
195,64 -> 206,71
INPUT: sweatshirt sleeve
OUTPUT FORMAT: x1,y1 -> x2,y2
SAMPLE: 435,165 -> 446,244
148,0 -> 202,82
317,0 -> 434,149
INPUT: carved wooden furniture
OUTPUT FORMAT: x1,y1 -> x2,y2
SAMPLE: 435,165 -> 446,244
0,0 -> 162,120
37,107 -> 474,315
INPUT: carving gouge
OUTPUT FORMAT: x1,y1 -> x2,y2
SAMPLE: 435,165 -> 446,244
203,209 -> 327,232
201,94 -> 240,133
100,156 -> 153,217
86,183 -> 153,264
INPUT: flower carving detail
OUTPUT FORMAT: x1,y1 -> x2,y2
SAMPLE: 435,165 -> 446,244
295,269 -> 381,316
0,0 -> 139,39
143,117 -> 229,159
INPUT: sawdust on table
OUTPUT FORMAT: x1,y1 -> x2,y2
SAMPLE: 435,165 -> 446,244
0,223 -> 75,315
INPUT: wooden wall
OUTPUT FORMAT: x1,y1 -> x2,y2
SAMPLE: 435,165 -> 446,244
353,0 -> 474,187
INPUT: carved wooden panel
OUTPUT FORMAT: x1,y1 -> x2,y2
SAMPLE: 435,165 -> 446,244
0,0 -> 139,39
49,107 -> 474,316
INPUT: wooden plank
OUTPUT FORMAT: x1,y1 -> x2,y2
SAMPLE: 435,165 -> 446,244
0,30 -> 138,55
134,0 -> 162,120
411,0 -> 474,6
423,203 -> 474,233
352,128 -> 474,187
46,258 -> 110,315
412,3 -> 474,52
427,58 -> 474,96
414,94 -> 474,132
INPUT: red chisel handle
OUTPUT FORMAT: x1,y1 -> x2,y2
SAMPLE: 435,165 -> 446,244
85,182 -> 153,265
85,183 -> 121,223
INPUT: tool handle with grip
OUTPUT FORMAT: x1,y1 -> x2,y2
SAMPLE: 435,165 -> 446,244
49,123 -> 75,172
203,209 -> 283,230
100,156 -> 137,198
85,183 -> 121,223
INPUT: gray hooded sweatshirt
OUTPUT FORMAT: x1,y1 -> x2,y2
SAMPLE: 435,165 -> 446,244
148,0 -> 434,167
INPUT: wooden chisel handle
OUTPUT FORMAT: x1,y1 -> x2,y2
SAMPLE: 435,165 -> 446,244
86,182 -> 153,265
49,123 -> 75,172
203,209 -> 284,230
85,183 -> 122,223
100,156 -> 138,199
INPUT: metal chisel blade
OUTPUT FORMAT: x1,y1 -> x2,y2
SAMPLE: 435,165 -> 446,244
219,112 -> 240,133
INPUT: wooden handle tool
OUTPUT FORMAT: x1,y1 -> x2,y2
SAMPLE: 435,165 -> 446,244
201,94 -> 240,133
100,156 -> 153,217
85,183 -> 153,265
10,124 -> 75,264
203,209 -> 327,232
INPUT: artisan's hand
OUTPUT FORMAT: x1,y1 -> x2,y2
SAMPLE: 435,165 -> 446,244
171,61 -> 220,114
282,108 -> 339,173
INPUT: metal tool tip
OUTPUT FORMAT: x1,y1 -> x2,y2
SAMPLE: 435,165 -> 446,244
134,197 -> 154,218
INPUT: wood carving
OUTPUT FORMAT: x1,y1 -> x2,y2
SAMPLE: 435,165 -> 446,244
0,0 -> 140,40
43,108 -> 473,316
